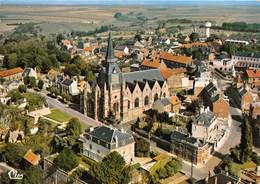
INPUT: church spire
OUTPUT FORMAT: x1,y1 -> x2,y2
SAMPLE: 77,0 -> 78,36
106,32 -> 115,62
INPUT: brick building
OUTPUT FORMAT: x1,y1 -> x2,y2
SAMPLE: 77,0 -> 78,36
170,130 -> 211,166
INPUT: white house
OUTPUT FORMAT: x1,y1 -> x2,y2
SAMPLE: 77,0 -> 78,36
23,68 -> 37,79
79,126 -> 135,163
213,58 -> 235,72
192,108 -> 229,150
60,78 -> 79,96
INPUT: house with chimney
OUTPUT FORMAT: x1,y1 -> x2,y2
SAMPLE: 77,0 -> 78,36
79,126 -> 135,163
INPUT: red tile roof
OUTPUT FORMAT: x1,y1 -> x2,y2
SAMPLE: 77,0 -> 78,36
23,149 -> 40,166
141,59 -> 161,69
160,68 -> 187,79
160,52 -> 193,65
181,42 -> 208,49
0,67 -> 24,78
169,96 -> 181,106
246,69 -> 260,78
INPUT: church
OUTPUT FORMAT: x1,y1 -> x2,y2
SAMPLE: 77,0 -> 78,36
81,33 -> 169,122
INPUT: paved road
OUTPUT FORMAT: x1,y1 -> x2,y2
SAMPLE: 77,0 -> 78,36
32,90 -> 102,128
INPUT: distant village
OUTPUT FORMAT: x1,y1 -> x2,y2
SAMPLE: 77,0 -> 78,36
0,20 -> 260,184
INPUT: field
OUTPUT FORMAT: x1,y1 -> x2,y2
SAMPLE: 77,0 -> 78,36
46,108 -> 72,123
0,4 -> 260,34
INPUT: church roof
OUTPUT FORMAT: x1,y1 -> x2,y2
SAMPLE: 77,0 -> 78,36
106,32 -> 115,62
122,69 -> 164,83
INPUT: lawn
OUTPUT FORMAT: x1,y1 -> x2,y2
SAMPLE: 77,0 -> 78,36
231,161 -> 257,176
46,109 -> 72,123
149,155 -> 172,176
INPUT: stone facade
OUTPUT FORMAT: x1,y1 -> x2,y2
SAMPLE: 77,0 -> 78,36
81,33 -> 169,122
79,126 -> 135,163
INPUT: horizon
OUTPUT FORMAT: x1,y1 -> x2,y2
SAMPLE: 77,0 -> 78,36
1,0 -> 260,5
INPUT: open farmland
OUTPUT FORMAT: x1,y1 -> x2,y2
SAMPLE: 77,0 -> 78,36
0,4 -> 260,34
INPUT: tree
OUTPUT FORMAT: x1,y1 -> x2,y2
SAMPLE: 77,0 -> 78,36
18,84 -> 27,93
221,43 -> 237,57
6,53 -> 18,68
189,32 -> 199,42
7,89 -> 23,103
134,34 -> 142,41
135,137 -> 150,157
38,79 -> 44,90
56,33 -> 65,45
157,168 -> 168,179
64,64 -> 81,77
22,165 -> 43,184
54,148 -> 79,171
192,49 -> 203,61
66,118 -> 82,137
89,151 -> 129,184
240,116 -> 253,163
87,71 -> 94,81
24,76 -> 36,88
1,143 -> 27,168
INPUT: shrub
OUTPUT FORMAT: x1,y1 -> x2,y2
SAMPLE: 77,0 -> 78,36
157,168 -> 168,179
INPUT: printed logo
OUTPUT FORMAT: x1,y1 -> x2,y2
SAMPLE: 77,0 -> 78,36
8,169 -> 23,180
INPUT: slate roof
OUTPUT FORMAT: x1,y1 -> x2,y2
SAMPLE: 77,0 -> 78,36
201,82 -> 220,103
88,126 -> 134,145
171,130 -> 206,148
159,98 -> 171,106
61,79 -> 74,86
195,110 -> 215,126
126,82 -> 136,93
122,69 -> 164,83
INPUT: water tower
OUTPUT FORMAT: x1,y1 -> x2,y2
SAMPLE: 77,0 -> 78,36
205,22 -> 212,38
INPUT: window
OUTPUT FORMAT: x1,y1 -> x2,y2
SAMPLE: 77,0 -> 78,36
128,100 -> 130,109
144,96 -> 149,105
163,92 -> 166,97
113,103 -> 119,112
89,144 -> 92,150
135,98 -> 139,108
154,93 -> 159,102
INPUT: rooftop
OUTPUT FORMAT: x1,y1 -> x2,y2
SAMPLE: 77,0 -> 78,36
0,67 -> 24,78
87,125 -> 134,145
246,69 -> 260,78
160,52 -> 193,65
122,69 -> 164,83
23,149 -> 40,166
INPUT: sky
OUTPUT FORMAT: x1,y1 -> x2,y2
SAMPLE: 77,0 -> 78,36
1,0 -> 259,5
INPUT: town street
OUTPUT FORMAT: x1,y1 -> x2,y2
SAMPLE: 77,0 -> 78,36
32,90 -> 102,128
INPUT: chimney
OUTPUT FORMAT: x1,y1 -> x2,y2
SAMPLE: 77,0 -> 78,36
200,107 -> 204,114
114,135 -> 118,148
214,176 -> 218,184
89,127 -> 94,132
120,128 -> 125,133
